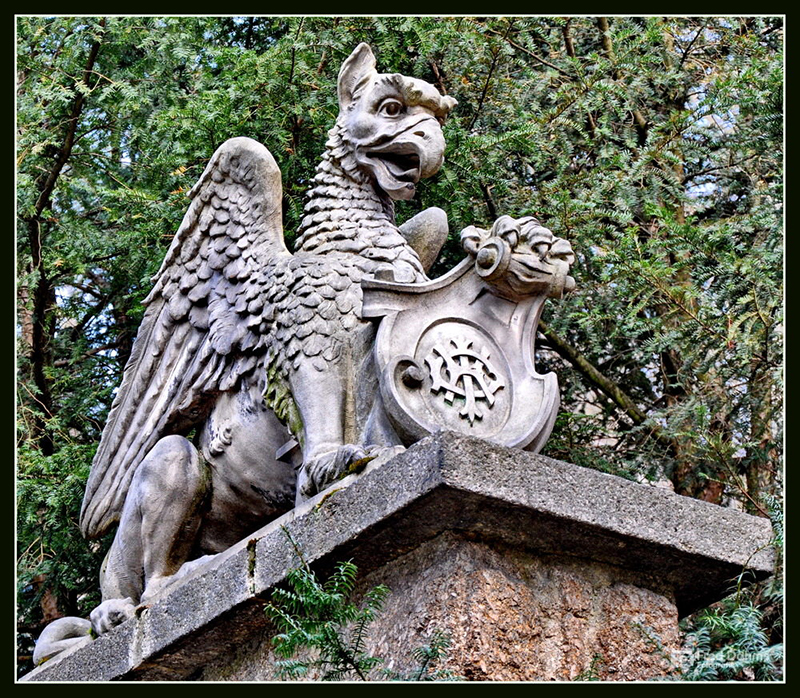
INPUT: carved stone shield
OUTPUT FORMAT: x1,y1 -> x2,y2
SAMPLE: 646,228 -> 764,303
362,257 -> 561,452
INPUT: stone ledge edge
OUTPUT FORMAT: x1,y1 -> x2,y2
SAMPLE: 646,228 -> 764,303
22,432 -> 774,682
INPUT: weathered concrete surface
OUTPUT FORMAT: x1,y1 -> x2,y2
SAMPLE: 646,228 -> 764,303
198,533 -> 683,681
22,432 -> 774,682
361,534 -> 682,681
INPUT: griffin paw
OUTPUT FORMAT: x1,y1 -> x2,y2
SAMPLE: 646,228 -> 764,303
299,444 -> 375,498
90,597 -> 136,635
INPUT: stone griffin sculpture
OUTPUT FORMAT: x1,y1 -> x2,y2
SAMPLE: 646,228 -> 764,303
32,44 -> 575,666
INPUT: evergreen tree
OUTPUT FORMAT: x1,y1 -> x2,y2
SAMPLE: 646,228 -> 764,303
16,16 -> 783,678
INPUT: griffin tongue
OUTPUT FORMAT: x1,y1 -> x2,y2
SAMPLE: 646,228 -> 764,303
374,160 -> 416,200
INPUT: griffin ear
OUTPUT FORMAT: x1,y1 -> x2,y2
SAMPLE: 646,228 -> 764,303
338,43 -> 377,110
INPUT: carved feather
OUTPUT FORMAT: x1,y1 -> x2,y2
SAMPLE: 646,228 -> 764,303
80,137 -> 289,538
81,52 -> 447,537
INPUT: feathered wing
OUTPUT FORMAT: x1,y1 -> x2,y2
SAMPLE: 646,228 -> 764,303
80,137 -> 290,539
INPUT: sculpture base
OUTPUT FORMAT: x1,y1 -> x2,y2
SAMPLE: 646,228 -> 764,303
201,532 -> 681,681
21,433 -> 773,682
362,534 -> 679,681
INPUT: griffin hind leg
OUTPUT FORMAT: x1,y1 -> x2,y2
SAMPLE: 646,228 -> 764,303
91,435 -> 211,634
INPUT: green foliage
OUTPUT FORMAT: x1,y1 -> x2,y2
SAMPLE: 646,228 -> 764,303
16,432 -> 111,676
680,591 -> 783,681
265,554 -> 457,681
266,559 -> 389,680
676,504 -> 783,682
383,630 -> 461,682
17,16 -> 782,679
17,440 -> 102,596
573,654 -> 605,681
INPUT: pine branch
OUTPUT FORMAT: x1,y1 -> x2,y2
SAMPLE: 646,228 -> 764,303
53,341 -> 122,368
538,320 -> 675,455
31,21 -> 105,219
20,20 -> 106,456
468,19 -> 514,132
596,17 -> 648,146
485,25 -> 572,77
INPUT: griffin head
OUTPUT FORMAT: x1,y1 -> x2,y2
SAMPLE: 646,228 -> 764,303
336,43 -> 457,201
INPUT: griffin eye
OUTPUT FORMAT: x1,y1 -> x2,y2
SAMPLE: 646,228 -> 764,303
379,99 -> 403,117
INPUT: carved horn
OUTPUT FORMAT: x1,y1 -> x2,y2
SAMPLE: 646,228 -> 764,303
337,43 -> 377,110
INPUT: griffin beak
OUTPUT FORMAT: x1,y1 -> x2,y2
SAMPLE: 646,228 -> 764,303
362,117 -> 446,200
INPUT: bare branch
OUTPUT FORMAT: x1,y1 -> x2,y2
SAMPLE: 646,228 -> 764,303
538,320 -> 677,456
54,341 -> 121,368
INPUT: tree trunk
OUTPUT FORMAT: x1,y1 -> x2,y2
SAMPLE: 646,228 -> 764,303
18,23 -> 104,455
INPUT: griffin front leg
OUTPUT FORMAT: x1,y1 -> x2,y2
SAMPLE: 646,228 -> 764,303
288,360 -> 369,502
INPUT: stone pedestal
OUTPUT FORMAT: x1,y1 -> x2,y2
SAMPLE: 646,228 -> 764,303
358,535 -> 682,681
21,433 -> 774,682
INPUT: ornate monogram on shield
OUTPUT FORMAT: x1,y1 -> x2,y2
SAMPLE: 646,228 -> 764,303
416,322 -> 511,435
362,229 -> 570,450
424,336 -> 505,424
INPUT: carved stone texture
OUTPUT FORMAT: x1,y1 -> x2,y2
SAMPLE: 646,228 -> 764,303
32,42 -> 577,664
22,434 -> 775,682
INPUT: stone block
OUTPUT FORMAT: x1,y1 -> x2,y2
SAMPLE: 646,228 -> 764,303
22,433 -> 773,682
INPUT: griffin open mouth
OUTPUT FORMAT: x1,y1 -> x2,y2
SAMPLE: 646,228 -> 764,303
368,149 -> 421,182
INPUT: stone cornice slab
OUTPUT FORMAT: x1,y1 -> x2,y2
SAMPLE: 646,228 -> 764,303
22,432 -> 774,682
